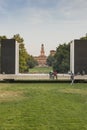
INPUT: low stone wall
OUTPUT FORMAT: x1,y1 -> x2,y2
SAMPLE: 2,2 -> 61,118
0,74 -> 87,81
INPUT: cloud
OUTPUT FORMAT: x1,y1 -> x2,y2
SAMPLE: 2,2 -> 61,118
0,0 -> 8,15
0,0 -> 87,55
60,0 -> 87,20
1,0 -> 87,22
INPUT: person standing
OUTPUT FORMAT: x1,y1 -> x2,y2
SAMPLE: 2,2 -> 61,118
53,71 -> 57,79
49,71 -> 54,79
70,72 -> 74,85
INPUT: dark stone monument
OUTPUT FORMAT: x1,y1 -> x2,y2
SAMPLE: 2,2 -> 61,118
70,39 -> 87,74
1,39 -> 19,74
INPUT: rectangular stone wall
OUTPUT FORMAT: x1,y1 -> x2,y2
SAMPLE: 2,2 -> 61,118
70,39 -> 87,74
1,39 -> 19,74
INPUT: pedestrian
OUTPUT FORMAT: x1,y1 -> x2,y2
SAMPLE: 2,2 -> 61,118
70,72 -> 74,85
53,71 -> 57,79
49,71 -> 51,79
49,71 -> 53,79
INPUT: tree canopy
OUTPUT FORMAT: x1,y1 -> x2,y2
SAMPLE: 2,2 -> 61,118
12,34 -> 29,73
46,55 -> 55,66
53,43 -> 70,73
27,55 -> 38,69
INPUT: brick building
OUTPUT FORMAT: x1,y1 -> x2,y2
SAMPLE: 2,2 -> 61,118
50,50 -> 56,56
34,44 -> 47,66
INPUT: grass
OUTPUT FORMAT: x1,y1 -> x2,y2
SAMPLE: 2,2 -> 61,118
29,66 -> 52,73
0,83 -> 87,130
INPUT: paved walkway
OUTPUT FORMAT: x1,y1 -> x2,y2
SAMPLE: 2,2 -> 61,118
0,74 -> 87,80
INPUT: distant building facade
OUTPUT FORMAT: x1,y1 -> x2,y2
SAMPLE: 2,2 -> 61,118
34,44 -> 47,66
50,50 -> 56,56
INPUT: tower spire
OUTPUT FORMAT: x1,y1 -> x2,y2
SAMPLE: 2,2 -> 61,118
40,44 -> 45,56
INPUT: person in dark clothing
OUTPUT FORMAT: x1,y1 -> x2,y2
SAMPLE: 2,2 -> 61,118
49,71 -> 54,79
70,72 -> 74,85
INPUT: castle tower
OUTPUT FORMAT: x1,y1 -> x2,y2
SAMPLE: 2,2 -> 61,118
40,44 -> 45,56
34,44 -> 47,66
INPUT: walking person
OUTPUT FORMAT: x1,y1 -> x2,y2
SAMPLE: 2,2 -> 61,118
70,72 -> 74,85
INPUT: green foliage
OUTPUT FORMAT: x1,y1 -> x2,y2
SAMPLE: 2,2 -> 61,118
19,43 -> 29,73
46,55 -> 55,66
0,83 -> 87,130
13,34 -> 24,43
53,43 -> 70,73
0,36 -> 7,42
27,55 -> 38,68
12,34 -> 29,73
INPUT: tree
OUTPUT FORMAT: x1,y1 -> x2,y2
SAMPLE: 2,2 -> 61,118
13,34 -> 24,43
46,55 -> 55,66
27,55 -> 38,68
0,36 -> 7,42
12,34 -> 29,73
19,43 -> 29,73
53,43 -> 70,73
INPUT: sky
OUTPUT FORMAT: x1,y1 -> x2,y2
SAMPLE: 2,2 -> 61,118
0,0 -> 87,56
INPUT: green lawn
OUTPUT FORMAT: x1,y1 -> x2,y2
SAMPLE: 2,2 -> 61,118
29,66 -> 52,73
0,83 -> 87,130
